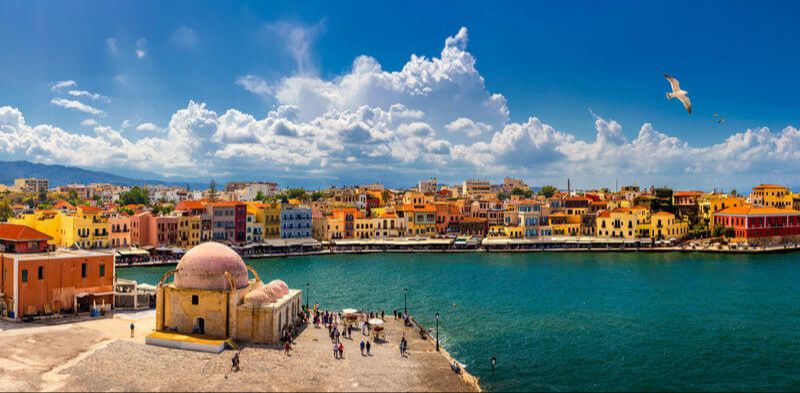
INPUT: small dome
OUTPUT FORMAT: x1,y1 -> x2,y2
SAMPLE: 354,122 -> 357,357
244,289 -> 269,306
174,242 -> 250,290
266,280 -> 289,297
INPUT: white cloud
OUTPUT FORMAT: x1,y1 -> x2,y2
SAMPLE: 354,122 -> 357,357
263,20 -> 325,75
136,122 -> 163,132
68,90 -> 110,102
172,26 -> 198,49
445,117 -> 492,137
236,75 -> 272,96
106,37 -> 119,56
136,38 -> 147,59
4,27 -> 800,187
51,80 -> 77,92
50,98 -> 104,116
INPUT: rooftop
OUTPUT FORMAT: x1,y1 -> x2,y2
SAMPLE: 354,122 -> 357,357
0,223 -> 52,242
716,206 -> 800,216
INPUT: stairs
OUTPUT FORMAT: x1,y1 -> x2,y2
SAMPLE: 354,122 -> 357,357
225,338 -> 239,350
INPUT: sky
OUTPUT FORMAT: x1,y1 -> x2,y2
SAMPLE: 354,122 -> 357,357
1,1 -> 799,190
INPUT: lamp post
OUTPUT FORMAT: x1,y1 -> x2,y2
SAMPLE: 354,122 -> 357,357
403,288 -> 408,315
435,312 -> 440,352
305,282 -> 310,311
491,356 -> 496,373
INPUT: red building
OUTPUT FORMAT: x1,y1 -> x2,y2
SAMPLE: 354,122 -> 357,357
713,206 -> 800,240
1,224 -> 114,320
0,223 -> 51,253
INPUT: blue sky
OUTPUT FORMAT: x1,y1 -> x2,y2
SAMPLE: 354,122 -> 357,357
1,1 -> 799,190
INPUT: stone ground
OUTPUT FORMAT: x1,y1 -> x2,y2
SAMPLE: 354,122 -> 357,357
0,310 -> 478,392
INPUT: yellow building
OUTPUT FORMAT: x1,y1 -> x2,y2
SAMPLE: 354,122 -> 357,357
596,208 -> 639,239
750,184 -> 792,209
699,195 -> 747,229
152,242 -> 303,349
549,212 -> 581,236
177,215 -> 201,249
488,225 -> 524,238
650,211 -> 689,240
402,204 -> 437,236
246,202 -> 281,239
10,206 -> 109,249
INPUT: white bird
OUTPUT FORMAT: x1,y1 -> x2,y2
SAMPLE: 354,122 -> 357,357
664,74 -> 692,114
713,113 -> 726,125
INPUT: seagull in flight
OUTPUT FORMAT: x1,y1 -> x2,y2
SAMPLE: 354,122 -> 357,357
664,74 -> 691,114
713,113 -> 726,125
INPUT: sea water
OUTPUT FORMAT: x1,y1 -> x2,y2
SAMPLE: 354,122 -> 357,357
119,252 -> 800,391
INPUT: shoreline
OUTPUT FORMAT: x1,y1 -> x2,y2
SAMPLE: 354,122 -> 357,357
116,244 -> 800,268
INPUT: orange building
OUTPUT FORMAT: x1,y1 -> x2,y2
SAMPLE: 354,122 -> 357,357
0,224 -> 114,320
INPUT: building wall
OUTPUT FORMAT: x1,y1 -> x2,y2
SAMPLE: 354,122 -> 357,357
281,207 -> 312,238
2,253 -> 114,318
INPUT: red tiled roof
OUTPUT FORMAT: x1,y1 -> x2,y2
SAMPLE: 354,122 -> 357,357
715,206 -> 800,216
673,191 -> 703,197
175,200 -> 206,211
79,205 -> 103,213
0,223 -> 52,242
53,200 -> 75,210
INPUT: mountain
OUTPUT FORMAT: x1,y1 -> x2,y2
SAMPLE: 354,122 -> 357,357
0,160 -> 207,188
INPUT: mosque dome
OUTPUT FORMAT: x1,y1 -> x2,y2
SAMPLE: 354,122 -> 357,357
243,280 -> 291,306
173,242 -> 250,290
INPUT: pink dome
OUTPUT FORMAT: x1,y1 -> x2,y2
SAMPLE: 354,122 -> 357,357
244,289 -> 269,306
173,242 -> 250,290
266,280 -> 290,297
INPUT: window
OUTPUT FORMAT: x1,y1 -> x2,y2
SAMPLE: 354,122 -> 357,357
99,264 -> 105,277
191,295 -> 199,305
21,269 -> 28,283
38,266 -> 44,280
81,263 -> 87,278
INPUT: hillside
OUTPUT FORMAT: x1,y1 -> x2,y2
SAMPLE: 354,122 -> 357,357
0,160 -> 205,188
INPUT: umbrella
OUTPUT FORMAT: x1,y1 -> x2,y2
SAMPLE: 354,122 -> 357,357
368,318 -> 384,325
342,308 -> 358,315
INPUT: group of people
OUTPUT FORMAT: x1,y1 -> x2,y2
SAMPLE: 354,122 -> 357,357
359,339 -> 372,356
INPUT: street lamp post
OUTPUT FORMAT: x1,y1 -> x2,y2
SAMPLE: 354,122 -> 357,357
403,288 -> 408,315
305,282 -> 310,311
435,312 -> 440,352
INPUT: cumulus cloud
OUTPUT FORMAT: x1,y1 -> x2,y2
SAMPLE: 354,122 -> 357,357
136,38 -> 147,59
172,26 -> 198,49
445,117 -> 492,137
136,122 -> 162,132
4,27 -> 800,187
50,98 -> 104,116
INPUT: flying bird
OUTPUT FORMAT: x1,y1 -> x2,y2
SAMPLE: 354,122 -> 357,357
664,74 -> 692,114
713,113 -> 726,125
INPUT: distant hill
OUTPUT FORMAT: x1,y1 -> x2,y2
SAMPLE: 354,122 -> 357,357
0,160 -> 206,188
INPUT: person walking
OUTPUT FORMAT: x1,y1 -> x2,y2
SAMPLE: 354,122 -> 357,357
338,342 -> 345,359
130,322 -> 135,338
231,352 -> 240,372
366,340 -> 371,356
360,340 -> 365,356
333,342 -> 339,359
284,341 -> 292,356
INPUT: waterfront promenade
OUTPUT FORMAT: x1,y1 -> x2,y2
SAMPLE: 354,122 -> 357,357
0,310 -> 478,392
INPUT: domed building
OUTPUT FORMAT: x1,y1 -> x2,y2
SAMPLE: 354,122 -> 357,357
152,242 -> 303,347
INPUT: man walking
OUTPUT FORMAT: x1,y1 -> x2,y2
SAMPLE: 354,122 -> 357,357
130,322 -> 135,338
366,340 -> 371,356
360,340 -> 365,356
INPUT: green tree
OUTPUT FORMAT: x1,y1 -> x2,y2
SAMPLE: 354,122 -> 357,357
538,185 -> 558,198
0,201 -> 12,221
310,191 -> 325,201
511,187 -> 533,198
208,179 -> 218,202
255,191 -> 266,201
285,188 -> 308,201
497,191 -> 509,201
66,190 -> 82,206
119,186 -> 150,206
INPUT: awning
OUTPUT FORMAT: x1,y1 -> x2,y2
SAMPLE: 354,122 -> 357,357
116,248 -> 150,256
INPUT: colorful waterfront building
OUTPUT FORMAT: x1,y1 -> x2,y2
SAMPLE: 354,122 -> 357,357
712,206 -> 800,241
549,212 -> 581,236
699,195 -> 747,230
1,223 -> 114,320
177,214 -> 202,248
280,205 -> 312,238
650,211 -> 688,240
596,208 -> 639,239
402,204 -> 436,236
488,225 -> 524,238
749,184 -> 793,209
208,202 -> 247,244
109,214 -> 132,248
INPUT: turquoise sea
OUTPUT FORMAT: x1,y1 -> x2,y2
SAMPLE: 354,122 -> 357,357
119,252 -> 800,392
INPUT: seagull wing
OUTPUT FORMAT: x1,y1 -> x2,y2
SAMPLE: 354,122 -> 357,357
676,93 -> 692,114
664,74 -> 681,92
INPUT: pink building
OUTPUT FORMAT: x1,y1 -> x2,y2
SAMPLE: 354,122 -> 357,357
109,215 -> 132,248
